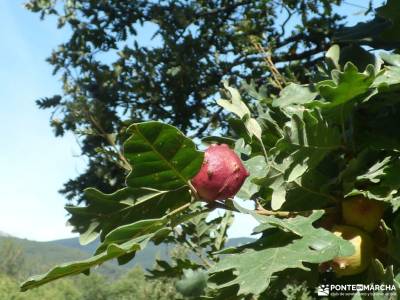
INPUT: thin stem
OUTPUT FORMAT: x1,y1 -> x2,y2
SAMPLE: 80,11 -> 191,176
83,106 -> 132,171
171,226 -> 213,268
213,198 -> 337,219
188,181 -> 201,202
260,141 -> 269,161
252,42 -> 286,90
165,202 -> 192,220
257,202 -> 337,218
214,211 -> 232,251
183,237 -> 213,268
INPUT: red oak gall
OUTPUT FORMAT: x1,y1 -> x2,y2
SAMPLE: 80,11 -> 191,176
191,144 -> 249,201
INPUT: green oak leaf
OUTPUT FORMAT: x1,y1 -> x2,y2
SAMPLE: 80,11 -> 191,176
234,138 -> 252,156
95,218 -> 169,254
341,152 -> 400,211
373,65 -> 400,88
339,149 -> 382,193
272,83 -> 317,108
217,83 -> 251,120
178,210 -> 233,255
326,44 -> 340,69
368,259 -> 400,299
20,219 -> 170,291
255,107 -> 340,210
218,83 -> 262,141
124,121 -> 204,190
21,205 -> 205,292
66,187 -> 192,241
79,221 -> 100,246
237,156 -> 268,200
380,52 -> 400,67
314,62 -> 376,108
255,152 -> 335,211
274,109 -> 341,182
209,211 -> 354,296
212,211 -> 234,253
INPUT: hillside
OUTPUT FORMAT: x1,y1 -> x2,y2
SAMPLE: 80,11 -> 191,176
51,237 -> 172,270
0,236 -> 121,278
51,236 -> 254,270
0,234 -> 254,278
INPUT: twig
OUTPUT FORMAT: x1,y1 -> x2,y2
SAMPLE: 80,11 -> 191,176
209,198 -> 337,219
280,4 -> 292,37
259,141 -> 269,161
165,202 -> 192,219
83,105 -> 132,171
188,181 -> 201,202
234,46 -> 324,67
252,42 -> 286,89
182,236 -> 213,268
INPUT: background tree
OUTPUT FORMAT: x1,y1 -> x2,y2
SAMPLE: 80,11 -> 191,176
0,239 -> 27,279
25,0 -> 377,204
20,1 -> 400,298
0,237 -> 184,299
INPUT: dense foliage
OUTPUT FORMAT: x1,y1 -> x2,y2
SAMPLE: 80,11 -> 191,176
20,0 -> 400,299
26,0 -> 373,204
2,268 -> 179,300
0,238 -> 181,299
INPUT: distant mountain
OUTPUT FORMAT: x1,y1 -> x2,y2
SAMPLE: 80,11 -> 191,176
52,237 -> 172,270
0,230 -> 10,237
53,236 -> 254,254
0,235 -> 121,278
51,236 -> 254,270
0,233 -> 254,278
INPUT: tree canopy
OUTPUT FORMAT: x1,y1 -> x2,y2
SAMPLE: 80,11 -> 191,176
26,0 -> 377,204
20,1 -> 400,298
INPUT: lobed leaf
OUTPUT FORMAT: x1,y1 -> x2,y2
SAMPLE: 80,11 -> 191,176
236,156 -> 268,200
272,83 -> 317,108
218,83 -> 262,141
66,187 -> 191,241
21,219 -> 170,291
209,211 -> 354,297
315,62 -> 376,109
255,107 -> 340,210
340,151 -> 400,211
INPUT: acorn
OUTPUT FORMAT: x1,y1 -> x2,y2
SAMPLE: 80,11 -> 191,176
331,225 -> 373,277
342,196 -> 384,233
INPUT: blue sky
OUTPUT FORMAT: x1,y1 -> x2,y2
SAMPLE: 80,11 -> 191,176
0,1 -> 379,241
0,1 -> 83,241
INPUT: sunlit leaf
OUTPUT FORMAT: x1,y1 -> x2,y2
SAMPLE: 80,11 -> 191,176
209,211 -> 354,296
